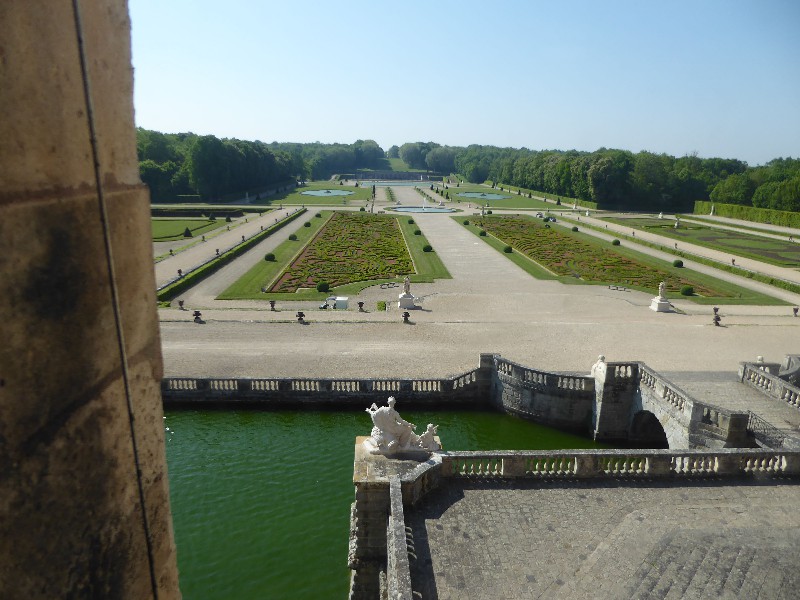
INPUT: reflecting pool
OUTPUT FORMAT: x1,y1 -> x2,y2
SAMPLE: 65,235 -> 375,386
392,206 -> 455,213
457,192 -> 509,200
166,409 -> 606,599
301,189 -> 354,196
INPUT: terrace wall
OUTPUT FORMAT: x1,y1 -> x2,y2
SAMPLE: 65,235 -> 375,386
349,442 -> 800,600
163,354 -> 752,449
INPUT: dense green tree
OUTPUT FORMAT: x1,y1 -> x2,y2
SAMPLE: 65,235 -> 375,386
425,147 -> 456,173
387,145 -> 400,158
709,172 -> 756,206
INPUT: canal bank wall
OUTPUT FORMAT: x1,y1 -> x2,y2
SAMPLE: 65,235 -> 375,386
163,353 -> 755,450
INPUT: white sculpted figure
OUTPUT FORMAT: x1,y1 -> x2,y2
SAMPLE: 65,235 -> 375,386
590,354 -> 607,377
417,424 -> 441,452
403,276 -> 411,295
364,397 -> 439,455
658,281 -> 666,300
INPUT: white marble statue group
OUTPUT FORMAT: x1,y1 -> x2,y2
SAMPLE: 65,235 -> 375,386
364,396 -> 440,455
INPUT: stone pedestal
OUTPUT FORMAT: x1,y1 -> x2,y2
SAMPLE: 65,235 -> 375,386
650,297 -> 671,312
398,292 -> 415,309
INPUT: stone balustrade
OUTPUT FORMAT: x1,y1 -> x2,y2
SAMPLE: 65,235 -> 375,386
386,478 -> 413,600
162,367 -> 486,407
740,362 -> 800,411
437,448 -> 800,479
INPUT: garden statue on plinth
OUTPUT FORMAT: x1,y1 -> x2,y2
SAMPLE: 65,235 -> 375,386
398,275 -> 416,309
650,281 -> 671,312
363,396 -> 440,456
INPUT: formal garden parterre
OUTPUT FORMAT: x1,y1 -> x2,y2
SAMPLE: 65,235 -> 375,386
268,212 -> 414,292
602,217 -> 800,268
469,215 -> 771,301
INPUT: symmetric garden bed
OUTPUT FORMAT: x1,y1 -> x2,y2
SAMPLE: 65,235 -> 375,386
476,215 -> 728,297
268,212 -> 414,292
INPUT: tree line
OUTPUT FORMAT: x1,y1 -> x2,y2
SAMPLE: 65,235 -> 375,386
393,142 -> 797,212
137,129 -> 385,201
138,128 -> 797,212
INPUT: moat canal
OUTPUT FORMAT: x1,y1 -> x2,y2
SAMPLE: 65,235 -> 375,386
165,409 -> 608,598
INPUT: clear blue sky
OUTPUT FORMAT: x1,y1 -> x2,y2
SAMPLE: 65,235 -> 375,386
130,0 -> 799,165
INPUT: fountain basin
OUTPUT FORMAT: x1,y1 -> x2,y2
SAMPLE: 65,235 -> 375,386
392,206 -> 455,213
457,192 -> 509,200
301,190 -> 354,196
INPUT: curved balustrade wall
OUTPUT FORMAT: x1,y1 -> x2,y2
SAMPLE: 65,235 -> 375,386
491,356 -> 596,431
740,362 -> 800,411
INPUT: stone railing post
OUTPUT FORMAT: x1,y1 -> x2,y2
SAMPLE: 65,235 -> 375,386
714,453 -> 742,475
646,454 -> 672,476
502,456 -> 527,477
592,362 -> 638,442
574,454 -> 600,478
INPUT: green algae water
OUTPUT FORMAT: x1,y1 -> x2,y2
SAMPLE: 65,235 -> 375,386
165,409 -> 606,599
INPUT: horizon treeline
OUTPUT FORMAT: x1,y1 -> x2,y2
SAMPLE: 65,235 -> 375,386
137,128 -> 798,211
136,128 -> 384,201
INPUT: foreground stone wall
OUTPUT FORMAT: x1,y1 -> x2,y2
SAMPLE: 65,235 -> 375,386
0,2 -> 179,597
349,442 -> 800,600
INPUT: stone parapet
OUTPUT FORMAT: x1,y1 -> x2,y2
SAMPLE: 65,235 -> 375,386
740,361 -> 800,411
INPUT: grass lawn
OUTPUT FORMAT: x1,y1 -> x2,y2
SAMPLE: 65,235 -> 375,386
248,181 -> 375,206
218,211 -> 450,301
457,215 -> 785,305
396,217 -> 451,282
446,185 -> 557,210
152,218 -> 227,241
602,217 -> 800,268
386,157 -> 429,172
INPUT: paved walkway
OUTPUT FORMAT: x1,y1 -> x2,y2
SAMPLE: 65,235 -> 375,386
154,207 -> 301,288
681,217 -> 798,243
407,478 -> 800,600
699,214 -> 800,236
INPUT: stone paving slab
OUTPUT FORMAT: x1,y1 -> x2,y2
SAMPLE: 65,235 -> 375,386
407,478 -> 800,600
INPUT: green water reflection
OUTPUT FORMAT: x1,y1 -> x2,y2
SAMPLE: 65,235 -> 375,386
165,409 -> 607,599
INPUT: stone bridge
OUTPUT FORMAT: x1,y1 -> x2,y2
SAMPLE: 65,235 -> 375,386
489,355 -> 751,449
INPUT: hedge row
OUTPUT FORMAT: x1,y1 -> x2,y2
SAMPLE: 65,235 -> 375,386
157,209 -> 307,301
694,201 -> 800,228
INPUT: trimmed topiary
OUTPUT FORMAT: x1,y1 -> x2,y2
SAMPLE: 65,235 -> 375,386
264,253 -> 275,262
288,233 -> 298,241
304,222 -> 311,227
359,207 -> 366,211
316,282 -> 330,293
225,216 -> 232,223
571,226 -> 579,232
503,245 -> 513,253
183,227 -> 193,238
479,230 -> 487,237
673,259 -> 684,267
463,220 -> 469,225
413,229 -> 421,235
422,245 -> 433,252
315,213 -> 322,218
408,219 -> 415,224
680,285 -> 694,296
486,210 -> 493,214
612,239 -> 621,246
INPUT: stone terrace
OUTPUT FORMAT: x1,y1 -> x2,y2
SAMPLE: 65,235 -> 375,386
407,477 -> 800,599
